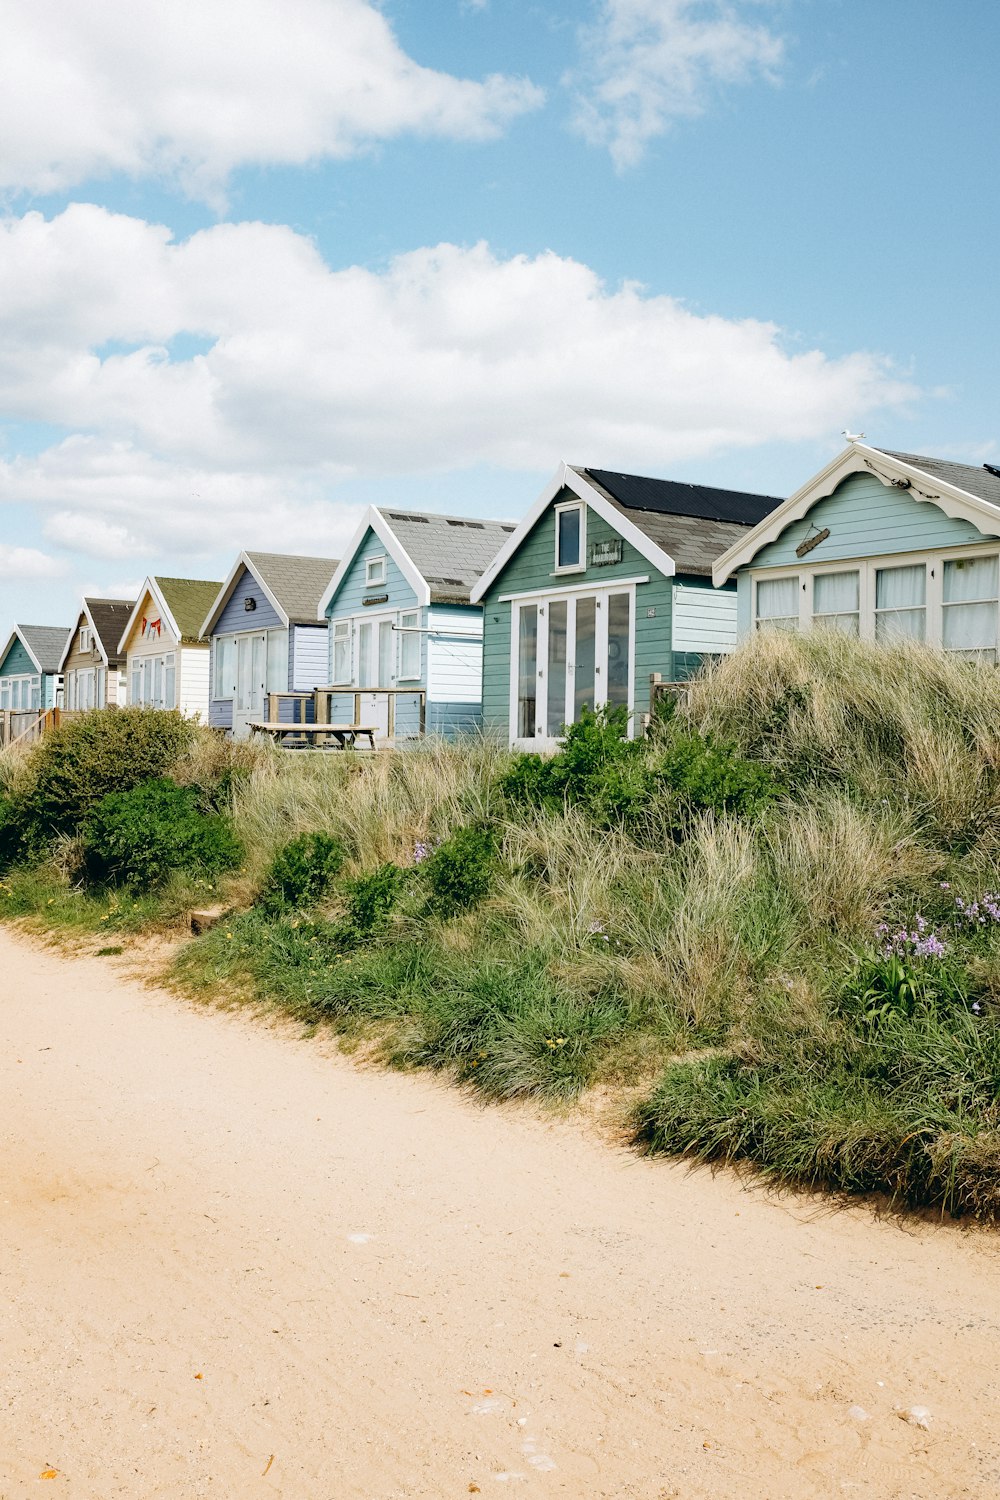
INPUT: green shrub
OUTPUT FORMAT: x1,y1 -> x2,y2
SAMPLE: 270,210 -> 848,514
21,708 -> 196,837
0,793 -> 29,872
423,822 -> 497,916
258,831 -> 347,912
654,731 -> 782,823
498,706 -> 641,815
81,777 -> 243,888
345,863 -> 404,936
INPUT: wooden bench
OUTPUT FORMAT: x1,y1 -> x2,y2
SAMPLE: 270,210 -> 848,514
249,721 -> 379,750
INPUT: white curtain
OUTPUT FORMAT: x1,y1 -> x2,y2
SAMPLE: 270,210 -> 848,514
875,564 -> 926,642
943,557 -> 998,654
813,571 -> 859,634
756,576 -> 800,628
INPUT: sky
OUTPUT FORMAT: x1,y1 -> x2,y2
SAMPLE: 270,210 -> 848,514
0,0 -> 998,631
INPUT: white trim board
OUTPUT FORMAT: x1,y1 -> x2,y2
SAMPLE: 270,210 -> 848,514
713,444 -> 1000,586
0,625 -> 55,676
58,599 -> 119,671
318,506 -> 430,617
498,574 -> 650,603
470,462 -> 676,604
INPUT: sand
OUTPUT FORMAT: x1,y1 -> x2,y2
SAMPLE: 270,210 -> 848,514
2,927 -> 1000,1498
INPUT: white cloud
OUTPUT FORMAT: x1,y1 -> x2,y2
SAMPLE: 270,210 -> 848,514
0,0 -> 542,202
570,0 -> 785,168
0,203 -> 915,559
0,544 -> 68,579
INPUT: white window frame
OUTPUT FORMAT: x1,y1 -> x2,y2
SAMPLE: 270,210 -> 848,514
397,610 -> 421,681
331,620 -> 352,686
507,582 -> 637,749
751,542 -> 1000,653
553,501 -> 586,575
79,626 -> 93,653
365,555 -> 387,587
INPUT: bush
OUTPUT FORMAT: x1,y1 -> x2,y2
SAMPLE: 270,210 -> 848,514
82,777 -> 243,888
258,831 -> 347,912
654,731 -> 782,824
422,822 -> 497,916
345,863 -> 404,936
21,708 -> 196,838
0,793 -> 29,872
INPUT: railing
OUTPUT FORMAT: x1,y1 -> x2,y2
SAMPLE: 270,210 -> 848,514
314,686 -> 427,742
2,706 -> 61,749
265,691 -> 315,724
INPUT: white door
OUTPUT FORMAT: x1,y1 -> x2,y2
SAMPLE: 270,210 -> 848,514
511,588 -> 633,750
354,613 -> 395,739
233,632 -> 267,738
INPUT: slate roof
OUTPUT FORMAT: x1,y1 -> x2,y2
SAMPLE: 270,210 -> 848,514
83,598 -> 135,666
154,577 -> 223,643
574,467 -> 783,578
881,451 -> 1000,511
19,624 -> 73,674
380,510 -> 517,603
244,552 -> 339,625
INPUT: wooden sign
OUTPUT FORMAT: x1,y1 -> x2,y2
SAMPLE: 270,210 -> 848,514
795,527 -> 830,559
590,538 -> 623,567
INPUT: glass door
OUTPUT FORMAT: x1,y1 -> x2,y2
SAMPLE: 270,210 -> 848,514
511,588 -> 633,748
233,632 -> 268,737
354,612 -> 394,739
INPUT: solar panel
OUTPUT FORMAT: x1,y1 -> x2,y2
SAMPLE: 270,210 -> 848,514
586,468 -> 780,526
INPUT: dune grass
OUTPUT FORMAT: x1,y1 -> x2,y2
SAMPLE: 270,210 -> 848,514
7,631 -> 1000,1217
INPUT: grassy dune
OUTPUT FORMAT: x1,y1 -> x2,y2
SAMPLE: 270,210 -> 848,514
6,631 -> 1000,1217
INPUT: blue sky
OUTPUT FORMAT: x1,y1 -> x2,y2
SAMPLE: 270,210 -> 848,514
0,0 -> 997,630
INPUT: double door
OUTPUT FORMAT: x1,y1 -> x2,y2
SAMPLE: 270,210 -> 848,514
512,586 -> 633,749
233,631 -> 267,738
354,613 -> 395,739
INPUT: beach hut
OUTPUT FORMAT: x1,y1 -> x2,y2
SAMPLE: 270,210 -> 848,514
318,506 -> 515,742
471,462 -> 781,747
118,576 -> 221,722
714,443 -> 1000,657
59,597 -> 135,710
0,624 -> 70,712
200,551 -> 338,738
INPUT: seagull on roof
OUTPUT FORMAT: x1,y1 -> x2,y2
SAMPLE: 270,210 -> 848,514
842,428 -> 866,443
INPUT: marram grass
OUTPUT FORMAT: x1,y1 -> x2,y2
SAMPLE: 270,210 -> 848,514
8,633 -> 1000,1219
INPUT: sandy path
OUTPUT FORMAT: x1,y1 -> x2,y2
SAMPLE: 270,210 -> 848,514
1,932 -> 999,1499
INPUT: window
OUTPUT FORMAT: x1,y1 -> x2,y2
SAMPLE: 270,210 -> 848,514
812,571 -> 860,635
554,503 -> 585,572
332,621 -> 351,683
875,564 -> 926,642
943,556 -> 999,660
756,576 -> 800,631
266,630 -> 286,693
365,556 -> 386,586
398,612 -> 420,680
79,626 -> 92,653
215,636 -> 236,699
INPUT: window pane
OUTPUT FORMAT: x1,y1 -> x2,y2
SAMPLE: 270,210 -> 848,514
517,604 -> 538,738
943,602 -> 998,654
358,622 -> 374,687
944,556 -> 998,604
756,576 -> 799,628
557,508 -> 581,568
813,571 -> 859,614
875,564 -> 926,642
607,593 -> 630,710
266,630 -> 286,693
574,597 -> 596,720
876,564 -> 925,610
399,614 -> 420,680
546,600 -> 568,737
165,658 -> 176,708
333,623 -> 351,683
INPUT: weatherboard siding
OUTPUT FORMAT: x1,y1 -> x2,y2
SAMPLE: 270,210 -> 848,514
325,527 -> 418,621
750,472 -> 992,571
290,625 -> 328,693
0,638 -> 35,678
179,646 -> 210,723
215,565 -> 284,635
672,579 -> 738,655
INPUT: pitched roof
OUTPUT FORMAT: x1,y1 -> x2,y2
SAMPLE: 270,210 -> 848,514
154,577 -> 223,643
84,597 -> 135,666
244,552 -> 338,624
19,624 -> 72,674
881,451 -> 1000,510
377,510 -> 516,603
573,467 -> 782,577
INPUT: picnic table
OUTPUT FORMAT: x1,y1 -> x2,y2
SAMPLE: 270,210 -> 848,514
249,721 -> 378,750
